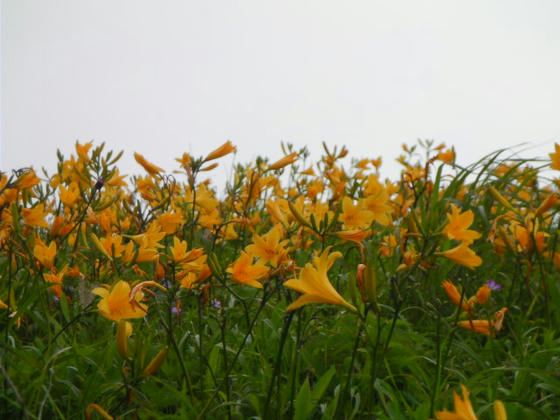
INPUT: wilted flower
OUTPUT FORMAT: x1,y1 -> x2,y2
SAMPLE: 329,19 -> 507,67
457,307 -> 508,336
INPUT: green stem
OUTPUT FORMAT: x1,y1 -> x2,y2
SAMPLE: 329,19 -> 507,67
263,311 -> 294,419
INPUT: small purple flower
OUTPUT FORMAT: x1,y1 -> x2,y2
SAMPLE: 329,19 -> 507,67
486,280 -> 501,290
211,299 -> 222,309
171,306 -> 181,314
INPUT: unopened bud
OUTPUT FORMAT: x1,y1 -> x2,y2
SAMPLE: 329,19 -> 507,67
143,346 -> 169,376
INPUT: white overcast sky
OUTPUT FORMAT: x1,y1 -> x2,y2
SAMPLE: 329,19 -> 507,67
2,0 -> 560,188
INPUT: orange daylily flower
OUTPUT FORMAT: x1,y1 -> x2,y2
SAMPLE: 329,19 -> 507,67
339,197 -> 374,230
227,251 -> 270,288
22,204 -> 49,228
204,141 -> 236,162
283,248 -> 356,312
433,384 -> 507,420
246,224 -> 289,267
433,384 -> 477,420
44,268 -> 67,298
442,281 -> 472,312
34,239 -> 57,269
268,153 -> 298,171
442,204 -> 481,245
16,170 -> 40,190
168,237 -> 204,263
134,152 -> 163,176
457,307 -> 508,336
440,242 -> 482,270
549,142 -> 560,170
59,182 -> 81,207
156,211 -> 183,234
92,280 -> 148,322
474,284 -> 491,304
436,147 -> 455,163
75,141 -> 93,162
335,229 -> 371,243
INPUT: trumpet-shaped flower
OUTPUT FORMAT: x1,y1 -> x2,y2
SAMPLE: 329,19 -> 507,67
457,307 -> 508,336
442,281 -> 472,312
339,197 -> 374,230
92,280 -> 147,322
335,229 -> 371,244
434,384 -> 477,420
433,384 -> 508,420
440,243 -> 482,270
59,182 -> 80,207
34,239 -> 56,269
442,204 -> 481,245
283,248 -> 356,312
134,152 -> 163,176
246,224 -> 289,267
549,143 -> 560,170
169,236 -> 203,263
204,141 -> 236,162
156,211 -> 184,234
22,204 -> 49,228
227,251 -> 269,288
268,152 -> 298,171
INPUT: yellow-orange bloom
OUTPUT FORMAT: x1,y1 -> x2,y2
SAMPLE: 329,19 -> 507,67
156,211 -> 183,234
440,243 -> 482,270
457,307 -> 508,336
549,143 -> 560,170
59,182 -> 81,207
75,141 -> 93,162
246,224 -> 289,267
227,251 -> 269,288
339,197 -> 374,230
22,204 -> 49,228
44,269 -> 66,298
134,152 -> 163,176
433,384 -> 477,420
16,170 -> 40,190
335,229 -> 371,244
169,237 -> 204,263
434,384 -> 509,420
204,141 -> 236,162
34,239 -> 57,269
92,280 -> 148,322
536,194 -> 558,216
283,248 -> 356,312
442,281 -> 471,312
442,204 -> 481,245
268,153 -> 298,171
475,284 -> 491,304
436,148 -> 455,163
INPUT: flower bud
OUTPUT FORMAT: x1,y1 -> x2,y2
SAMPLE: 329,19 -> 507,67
204,141 -> 236,162
268,153 -> 298,171
143,346 -> 169,376
116,320 -> 132,359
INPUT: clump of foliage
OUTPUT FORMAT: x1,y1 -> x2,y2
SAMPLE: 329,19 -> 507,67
1,139 -> 559,419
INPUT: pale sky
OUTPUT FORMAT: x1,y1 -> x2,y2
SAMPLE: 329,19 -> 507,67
2,0 -> 560,188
